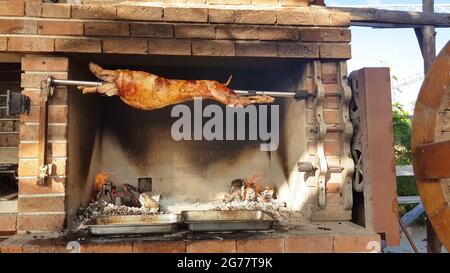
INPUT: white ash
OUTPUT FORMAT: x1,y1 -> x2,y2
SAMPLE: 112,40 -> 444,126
215,199 -> 304,225
74,200 -> 159,228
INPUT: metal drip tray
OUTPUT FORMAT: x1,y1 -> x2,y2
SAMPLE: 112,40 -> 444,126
181,210 -> 275,232
86,214 -> 181,235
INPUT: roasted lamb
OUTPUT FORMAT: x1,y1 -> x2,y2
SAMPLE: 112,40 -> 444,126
78,63 -> 274,110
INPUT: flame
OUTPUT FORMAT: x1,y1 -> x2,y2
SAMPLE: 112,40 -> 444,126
94,172 -> 109,191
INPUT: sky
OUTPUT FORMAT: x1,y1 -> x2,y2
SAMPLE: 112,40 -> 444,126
326,0 -> 450,113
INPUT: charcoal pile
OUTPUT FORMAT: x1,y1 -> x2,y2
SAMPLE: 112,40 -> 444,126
216,176 -> 304,225
74,173 -> 161,228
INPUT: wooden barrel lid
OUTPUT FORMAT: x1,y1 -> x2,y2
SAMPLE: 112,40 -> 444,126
412,41 -> 450,250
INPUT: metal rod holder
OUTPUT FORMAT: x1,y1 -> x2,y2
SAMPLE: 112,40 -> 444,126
47,77 -> 314,100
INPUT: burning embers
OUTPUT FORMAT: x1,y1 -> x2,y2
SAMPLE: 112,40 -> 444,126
220,175 -> 286,211
75,173 -> 161,227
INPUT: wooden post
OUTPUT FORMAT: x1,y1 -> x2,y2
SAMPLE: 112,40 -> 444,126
414,0 -> 442,253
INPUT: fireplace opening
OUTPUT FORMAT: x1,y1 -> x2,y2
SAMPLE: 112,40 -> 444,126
0,62 -> 20,214
66,55 -> 314,229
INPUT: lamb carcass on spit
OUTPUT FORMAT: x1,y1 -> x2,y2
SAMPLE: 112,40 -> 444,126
78,63 -> 275,110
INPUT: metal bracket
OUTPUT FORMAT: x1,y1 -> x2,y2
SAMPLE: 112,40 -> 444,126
41,76 -> 55,100
5,90 -> 30,116
36,76 -> 55,187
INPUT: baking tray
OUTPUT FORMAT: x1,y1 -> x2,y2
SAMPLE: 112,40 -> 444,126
86,214 -> 181,235
181,210 -> 275,232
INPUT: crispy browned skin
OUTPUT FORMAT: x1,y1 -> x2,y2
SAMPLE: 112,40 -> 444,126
78,63 -> 274,110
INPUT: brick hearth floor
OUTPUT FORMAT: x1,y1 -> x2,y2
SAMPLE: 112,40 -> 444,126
0,221 -> 380,253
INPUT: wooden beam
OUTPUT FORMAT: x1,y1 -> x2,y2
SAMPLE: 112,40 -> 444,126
419,0 -> 442,255
329,7 -> 450,28
413,140 -> 450,180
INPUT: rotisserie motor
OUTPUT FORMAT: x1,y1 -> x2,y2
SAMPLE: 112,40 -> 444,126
78,63 -> 275,110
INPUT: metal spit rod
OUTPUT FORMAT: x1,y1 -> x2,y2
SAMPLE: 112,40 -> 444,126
50,78 -> 307,98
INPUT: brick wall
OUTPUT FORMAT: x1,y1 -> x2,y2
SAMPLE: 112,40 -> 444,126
17,55 -> 68,232
0,1 -> 351,59
80,0 -> 312,7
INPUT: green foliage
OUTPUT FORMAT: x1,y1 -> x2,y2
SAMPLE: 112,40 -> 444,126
392,102 -> 412,164
392,103 -> 425,224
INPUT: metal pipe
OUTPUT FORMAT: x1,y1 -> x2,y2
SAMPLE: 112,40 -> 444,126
52,78 -> 103,87
49,78 -> 303,98
399,219 -> 419,253
234,90 -> 297,97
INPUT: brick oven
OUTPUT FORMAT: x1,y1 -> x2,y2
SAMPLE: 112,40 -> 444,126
0,0 -> 390,253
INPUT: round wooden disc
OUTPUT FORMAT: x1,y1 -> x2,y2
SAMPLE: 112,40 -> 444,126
412,41 -> 450,250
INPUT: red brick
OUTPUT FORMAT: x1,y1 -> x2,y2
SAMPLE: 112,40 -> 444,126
216,25 -> 258,40
175,25 -> 215,39
252,0 -> 279,4
301,28 -> 350,42
85,22 -> 129,37
278,43 -> 319,58
42,3 -> 70,18
235,42 -> 277,57
259,27 -> 300,41
25,1 -> 42,17
22,88 -> 67,105
130,23 -> 173,38
235,10 -> 276,25
0,19 -> 37,34
133,241 -> 186,253
209,0 -> 251,4
55,38 -> 101,53
280,0 -> 310,6
237,238 -> 284,253
209,9 -> 234,23
0,237 -> 26,253
324,141 -> 341,155
0,0 -> 25,16
307,141 -> 341,155
81,243 -> 133,253
23,243 -> 69,253
22,56 -> 68,72
18,158 -> 66,177
285,236 -> 333,253
277,9 -> 314,26
21,105 -> 67,124
186,0 -> 207,3
18,177 -> 66,195
20,124 -> 66,141
17,214 -> 65,231
164,7 -> 208,23
103,39 -> 147,55
192,40 -> 235,56
0,37 -> 6,51
330,11 -> 351,26
312,8 -> 332,26
117,5 -> 162,21
320,43 -> 351,59
71,4 -> 116,19
334,234 -> 381,253
19,142 -> 67,159
187,240 -> 236,253
148,39 -> 191,55
7,37 -> 54,52
0,214 -> 17,232
38,21 -> 83,36
18,196 -> 65,213
326,181 -> 342,193
21,72 -> 67,88
324,110 -> 340,124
